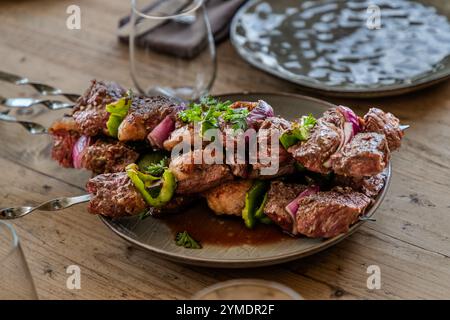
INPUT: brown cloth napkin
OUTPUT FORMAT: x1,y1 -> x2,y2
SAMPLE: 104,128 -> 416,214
118,0 -> 247,59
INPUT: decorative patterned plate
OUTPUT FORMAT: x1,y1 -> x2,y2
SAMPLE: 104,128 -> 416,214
100,93 -> 390,268
230,0 -> 450,97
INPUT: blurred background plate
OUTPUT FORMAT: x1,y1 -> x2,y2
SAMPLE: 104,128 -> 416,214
100,93 -> 391,268
230,0 -> 450,98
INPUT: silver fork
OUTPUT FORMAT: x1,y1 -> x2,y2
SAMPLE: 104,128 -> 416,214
0,110 -> 48,135
0,194 -> 91,219
0,71 -> 80,102
0,96 -> 74,110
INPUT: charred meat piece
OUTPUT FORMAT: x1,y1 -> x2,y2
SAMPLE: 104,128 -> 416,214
118,95 -> 178,142
296,187 -> 371,238
229,164 -> 250,179
86,172 -> 147,218
331,132 -> 389,177
73,80 -> 125,136
169,149 -> 234,194
50,116 -> 79,132
49,116 -> 80,168
264,181 -> 307,232
288,119 -> 342,174
50,129 -> 80,168
81,139 -> 139,174
163,125 -> 194,151
363,108 -> 403,151
251,117 -> 295,179
322,108 -> 346,128
335,169 -> 387,198
204,180 -> 253,216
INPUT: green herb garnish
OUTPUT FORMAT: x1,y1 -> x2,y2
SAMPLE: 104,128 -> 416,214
144,158 -> 168,177
178,96 -> 249,135
175,231 -> 202,249
280,114 -> 317,149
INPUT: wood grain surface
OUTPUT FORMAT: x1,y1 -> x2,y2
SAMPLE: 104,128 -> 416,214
0,0 -> 449,299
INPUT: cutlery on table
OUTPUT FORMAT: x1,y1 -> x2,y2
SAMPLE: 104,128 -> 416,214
0,71 -> 80,102
0,96 -> 74,110
0,193 -> 376,222
0,194 -> 91,219
0,110 -> 48,135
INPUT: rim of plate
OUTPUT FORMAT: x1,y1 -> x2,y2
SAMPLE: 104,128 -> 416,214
100,92 -> 391,268
230,0 -> 450,98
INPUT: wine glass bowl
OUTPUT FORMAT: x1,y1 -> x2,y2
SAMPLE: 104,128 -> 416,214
0,221 -> 38,299
129,0 -> 216,101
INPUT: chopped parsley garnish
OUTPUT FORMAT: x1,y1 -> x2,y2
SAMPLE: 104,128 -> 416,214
178,96 -> 249,134
144,158 -> 168,177
175,231 -> 202,249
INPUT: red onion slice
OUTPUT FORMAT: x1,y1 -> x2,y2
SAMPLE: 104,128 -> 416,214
72,135 -> 91,169
285,186 -> 320,234
148,115 -> 175,149
337,105 -> 361,134
247,100 -> 274,129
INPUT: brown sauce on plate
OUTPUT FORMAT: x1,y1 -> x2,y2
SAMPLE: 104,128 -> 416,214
161,203 -> 290,246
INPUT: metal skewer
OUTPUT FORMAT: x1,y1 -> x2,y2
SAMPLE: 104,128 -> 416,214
0,71 -> 80,102
0,111 -> 48,135
0,194 -> 91,220
399,125 -> 410,131
0,96 -> 74,110
359,216 -> 376,222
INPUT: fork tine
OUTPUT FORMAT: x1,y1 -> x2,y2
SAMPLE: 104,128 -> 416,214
0,113 -> 48,135
400,124 -> 410,131
0,71 -> 80,102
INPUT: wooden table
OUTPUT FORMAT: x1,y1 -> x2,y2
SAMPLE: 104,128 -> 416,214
1,0 -> 449,300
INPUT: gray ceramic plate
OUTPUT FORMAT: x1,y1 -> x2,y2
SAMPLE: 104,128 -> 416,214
100,93 -> 391,268
230,0 -> 450,98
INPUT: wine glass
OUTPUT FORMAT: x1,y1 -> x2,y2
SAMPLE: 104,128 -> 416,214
0,221 -> 38,299
129,0 -> 216,101
192,279 -> 304,300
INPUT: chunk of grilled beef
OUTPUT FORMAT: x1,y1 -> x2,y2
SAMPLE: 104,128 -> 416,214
204,180 -> 253,216
50,116 -> 79,132
86,172 -> 147,217
49,116 -> 80,167
250,117 -> 295,178
72,80 -> 125,136
50,129 -> 80,168
288,118 -> 342,174
163,125 -> 194,151
334,169 -> 387,198
81,139 -> 139,174
296,187 -> 371,238
330,132 -> 389,177
118,95 -> 178,142
322,108 -> 346,127
363,108 -> 403,151
169,149 -> 234,194
263,181 -> 307,232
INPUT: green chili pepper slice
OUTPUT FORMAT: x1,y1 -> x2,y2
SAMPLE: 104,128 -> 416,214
105,93 -> 132,137
242,180 -> 269,229
279,114 -> 317,149
254,192 -> 268,219
126,163 -> 176,208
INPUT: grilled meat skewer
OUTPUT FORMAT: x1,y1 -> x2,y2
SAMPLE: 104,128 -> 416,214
49,80 -> 405,180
